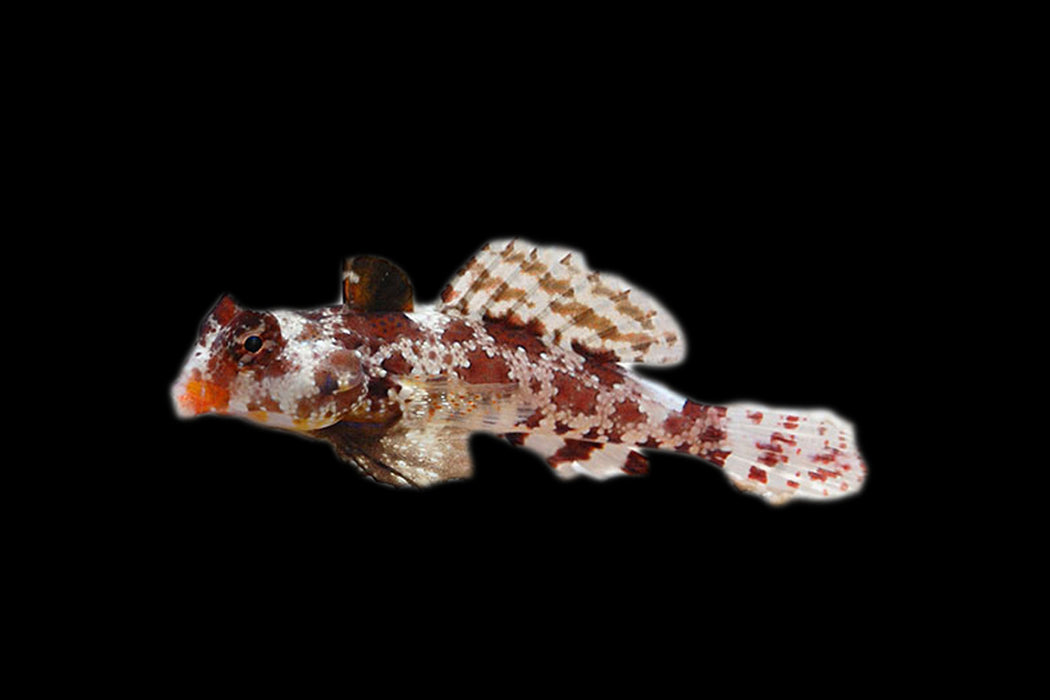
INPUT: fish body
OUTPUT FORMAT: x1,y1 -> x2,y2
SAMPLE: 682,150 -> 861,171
172,240 -> 866,503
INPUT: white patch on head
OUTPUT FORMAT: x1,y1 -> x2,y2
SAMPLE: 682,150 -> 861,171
201,309 -> 352,430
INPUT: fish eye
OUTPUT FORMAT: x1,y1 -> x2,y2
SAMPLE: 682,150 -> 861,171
244,335 -> 263,353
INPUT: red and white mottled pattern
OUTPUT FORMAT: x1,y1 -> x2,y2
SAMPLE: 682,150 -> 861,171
171,239 -> 867,503
720,405 -> 866,504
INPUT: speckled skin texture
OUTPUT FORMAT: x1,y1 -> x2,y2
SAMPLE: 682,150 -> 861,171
172,240 -> 866,502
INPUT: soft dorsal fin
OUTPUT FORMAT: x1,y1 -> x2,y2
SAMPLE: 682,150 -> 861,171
343,256 -> 414,312
438,239 -> 685,365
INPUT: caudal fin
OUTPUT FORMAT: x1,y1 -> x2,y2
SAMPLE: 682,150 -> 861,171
719,404 -> 867,505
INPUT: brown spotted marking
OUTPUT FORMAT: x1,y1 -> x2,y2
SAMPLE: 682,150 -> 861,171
457,349 -> 512,384
547,439 -> 601,469
552,371 -> 600,415
482,315 -> 548,358
623,450 -> 650,475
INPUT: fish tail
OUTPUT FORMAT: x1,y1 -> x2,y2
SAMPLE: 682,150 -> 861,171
712,402 -> 867,504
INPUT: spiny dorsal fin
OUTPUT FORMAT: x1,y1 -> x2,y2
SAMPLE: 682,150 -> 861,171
438,239 -> 685,365
343,256 -> 414,312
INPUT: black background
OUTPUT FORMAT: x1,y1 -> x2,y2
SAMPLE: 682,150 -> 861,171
82,52 -> 930,642
21,12 -> 984,686
141,140 -> 908,570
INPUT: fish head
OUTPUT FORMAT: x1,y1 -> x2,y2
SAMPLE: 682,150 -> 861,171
171,295 -> 365,431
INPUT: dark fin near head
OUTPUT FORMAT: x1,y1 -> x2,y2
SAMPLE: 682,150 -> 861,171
343,256 -> 414,312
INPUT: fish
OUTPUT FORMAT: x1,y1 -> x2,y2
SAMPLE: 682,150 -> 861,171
171,239 -> 866,504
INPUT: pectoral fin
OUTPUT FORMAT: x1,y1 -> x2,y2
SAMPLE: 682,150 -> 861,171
313,420 -> 473,487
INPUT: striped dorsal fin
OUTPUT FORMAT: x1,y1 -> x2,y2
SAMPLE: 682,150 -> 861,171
439,239 -> 684,365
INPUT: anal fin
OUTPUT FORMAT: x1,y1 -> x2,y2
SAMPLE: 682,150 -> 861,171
505,433 -> 650,480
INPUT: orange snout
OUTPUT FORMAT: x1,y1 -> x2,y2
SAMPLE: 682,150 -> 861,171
177,377 -> 230,416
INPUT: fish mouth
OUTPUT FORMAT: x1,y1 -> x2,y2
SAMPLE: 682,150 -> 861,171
172,372 -> 230,418
171,370 -> 335,430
